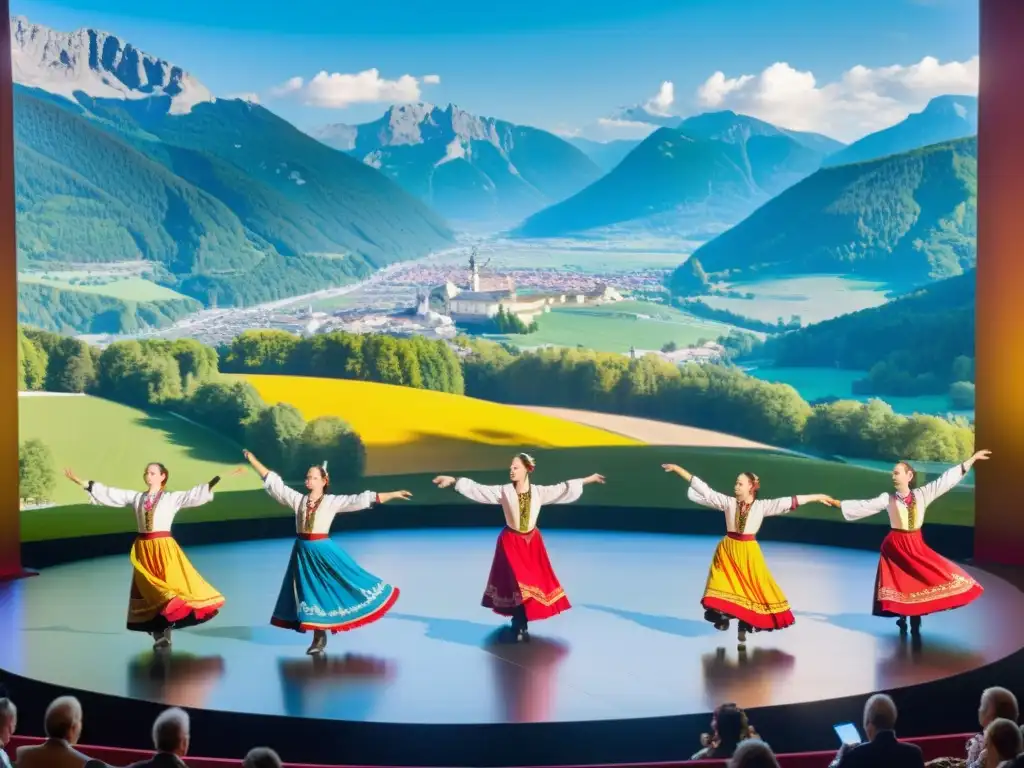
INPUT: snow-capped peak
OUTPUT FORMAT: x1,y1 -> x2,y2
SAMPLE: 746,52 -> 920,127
10,15 -> 215,115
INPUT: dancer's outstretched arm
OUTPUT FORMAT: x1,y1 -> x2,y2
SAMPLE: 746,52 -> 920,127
760,492 -> 841,517
533,474 -> 605,505
838,494 -> 890,521
326,488 -> 413,515
433,475 -> 502,504
243,449 -> 303,509
917,450 -> 991,507
64,468 -> 137,507
662,464 -> 731,512
165,467 -> 246,511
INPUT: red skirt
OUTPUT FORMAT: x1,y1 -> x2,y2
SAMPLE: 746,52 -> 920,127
482,527 -> 571,621
873,529 -> 984,617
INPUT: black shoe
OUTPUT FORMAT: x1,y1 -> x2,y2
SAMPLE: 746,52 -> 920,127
909,616 -> 921,635
896,617 -> 908,634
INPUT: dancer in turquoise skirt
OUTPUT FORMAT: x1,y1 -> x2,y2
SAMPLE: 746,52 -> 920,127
242,449 -> 412,655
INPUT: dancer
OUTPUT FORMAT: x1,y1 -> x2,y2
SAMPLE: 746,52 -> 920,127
835,450 -> 990,634
242,449 -> 410,655
64,463 -> 235,648
662,463 -> 838,648
432,453 -> 604,642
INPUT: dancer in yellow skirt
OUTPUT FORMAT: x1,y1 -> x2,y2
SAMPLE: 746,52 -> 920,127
663,463 -> 837,649
64,462 -> 241,649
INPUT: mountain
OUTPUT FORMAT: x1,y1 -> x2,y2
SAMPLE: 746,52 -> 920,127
673,137 -> 976,284
825,95 -> 977,167
513,112 -> 834,239
11,17 -> 453,313
764,269 -> 974,397
677,111 -> 845,156
310,103 -> 603,226
566,137 -> 642,172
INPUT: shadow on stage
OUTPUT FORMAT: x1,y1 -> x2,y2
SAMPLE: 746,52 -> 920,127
126,652 -> 226,709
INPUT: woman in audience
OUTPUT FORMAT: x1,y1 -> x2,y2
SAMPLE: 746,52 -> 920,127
433,453 -> 604,642
835,450 -> 990,634
64,462 -> 240,648
691,703 -> 762,761
662,463 -> 837,648
729,739 -> 780,768
243,450 -> 411,656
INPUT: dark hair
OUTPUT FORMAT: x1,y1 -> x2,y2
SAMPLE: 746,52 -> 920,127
146,463 -> 169,488
243,748 -> 283,768
740,472 -> 760,500
896,462 -> 920,489
986,718 -> 1023,761
308,465 -> 330,490
515,453 -> 536,472
713,704 -> 749,755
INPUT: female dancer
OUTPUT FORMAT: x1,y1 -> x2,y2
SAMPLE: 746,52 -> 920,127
64,462 -> 235,648
836,450 -> 990,634
432,453 -> 604,642
662,463 -> 837,648
243,449 -> 410,655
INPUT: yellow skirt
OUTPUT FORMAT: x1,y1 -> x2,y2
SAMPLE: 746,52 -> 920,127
701,533 -> 795,631
127,533 -> 225,632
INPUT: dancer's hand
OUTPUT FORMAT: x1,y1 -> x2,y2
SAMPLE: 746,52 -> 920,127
584,473 -> 605,485
379,490 -> 412,503
63,468 -> 84,487
823,496 -> 841,508
972,449 -> 992,462
661,464 -> 692,481
228,466 -> 247,477
432,475 -> 456,489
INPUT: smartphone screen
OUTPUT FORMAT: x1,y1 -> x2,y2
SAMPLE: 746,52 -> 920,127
834,722 -> 861,745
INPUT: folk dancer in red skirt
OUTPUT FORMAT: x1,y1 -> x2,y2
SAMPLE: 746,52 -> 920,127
836,450 -> 990,635
432,453 -> 605,642
663,463 -> 838,649
64,462 -> 242,649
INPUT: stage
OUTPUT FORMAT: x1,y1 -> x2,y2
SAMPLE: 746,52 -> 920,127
2,528 -> 1023,765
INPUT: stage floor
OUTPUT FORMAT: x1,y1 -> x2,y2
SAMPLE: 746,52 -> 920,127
2,529 -> 1022,725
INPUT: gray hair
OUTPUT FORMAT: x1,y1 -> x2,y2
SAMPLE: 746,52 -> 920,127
0,698 -> 16,729
982,687 -> 1020,721
728,739 -> 779,768
985,718 -> 1023,761
43,696 -> 82,740
152,708 -> 189,753
863,693 -> 898,731
243,747 -> 282,768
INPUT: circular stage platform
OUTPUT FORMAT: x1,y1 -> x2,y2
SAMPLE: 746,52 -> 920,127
2,529 -> 1023,765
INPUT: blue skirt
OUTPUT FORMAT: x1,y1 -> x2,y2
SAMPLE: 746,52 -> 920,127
271,536 -> 399,634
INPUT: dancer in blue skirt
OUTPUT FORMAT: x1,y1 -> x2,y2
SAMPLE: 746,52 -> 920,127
242,449 -> 411,655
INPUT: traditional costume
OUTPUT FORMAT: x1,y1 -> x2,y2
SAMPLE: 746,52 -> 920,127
839,462 -> 983,622
261,471 -> 399,635
687,476 -> 816,635
453,477 -> 583,635
85,478 -> 225,642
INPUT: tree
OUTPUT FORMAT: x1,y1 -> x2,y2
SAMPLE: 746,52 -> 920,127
245,403 -> 306,473
183,381 -> 265,443
18,328 -> 47,391
668,255 -> 711,297
51,338 -> 95,393
290,416 -> 367,484
19,439 -> 56,506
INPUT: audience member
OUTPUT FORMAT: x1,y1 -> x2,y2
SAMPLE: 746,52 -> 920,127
0,699 -> 17,768
968,688 -> 1020,768
728,739 -> 779,768
983,719 -> 1022,768
242,748 -> 282,768
126,708 -> 190,768
14,697 -> 88,768
691,703 -> 761,760
834,693 -> 924,768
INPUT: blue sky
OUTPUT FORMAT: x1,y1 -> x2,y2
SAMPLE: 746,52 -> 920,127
12,0 -> 978,140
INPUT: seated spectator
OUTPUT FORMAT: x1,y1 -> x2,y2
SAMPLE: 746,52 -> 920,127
983,718 -> 1022,768
967,688 -> 1020,768
691,703 -> 762,761
243,748 -> 282,768
126,708 -> 190,768
729,739 -> 779,768
0,698 -> 16,768
15,696 -> 89,768
835,693 -> 924,768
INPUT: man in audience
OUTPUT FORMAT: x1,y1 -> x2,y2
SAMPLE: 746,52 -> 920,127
0,698 -> 17,768
15,697 -> 88,768
968,688 -> 1020,768
728,739 -> 779,768
836,693 -> 924,768
983,718 -> 1022,768
242,748 -> 282,768
127,709 -> 190,768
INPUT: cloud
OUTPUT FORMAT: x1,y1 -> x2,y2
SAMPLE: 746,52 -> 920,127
594,117 -> 660,140
645,81 -> 675,115
270,69 -> 441,109
693,55 -> 978,141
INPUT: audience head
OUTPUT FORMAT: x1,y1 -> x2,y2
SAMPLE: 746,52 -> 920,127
980,687 -> 1019,728
152,708 -> 190,756
243,747 -> 283,768
0,698 -> 16,745
43,696 -> 82,744
712,703 -> 751,754
984,718 -> 1022,767
728,739 -> 779,768
862,693 -> 898,740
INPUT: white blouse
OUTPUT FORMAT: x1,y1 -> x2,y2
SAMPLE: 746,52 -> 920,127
86,481 -> 215,534
839,463 -> 967,530
688,476 -> 811,536
263,471 -> 378,535
453,477 -> 585,533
